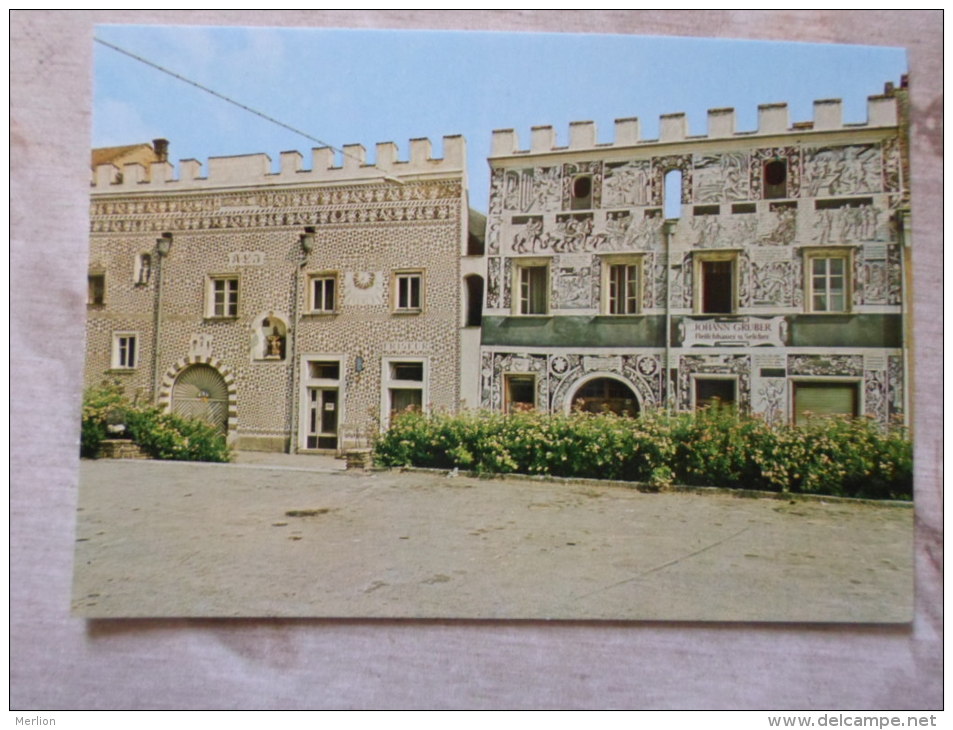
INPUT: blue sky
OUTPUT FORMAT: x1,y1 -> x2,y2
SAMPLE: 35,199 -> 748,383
93,26 -> 908,212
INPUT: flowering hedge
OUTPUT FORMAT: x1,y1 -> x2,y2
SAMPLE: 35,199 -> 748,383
374,408 -> 912,500
81,383 -> 231,463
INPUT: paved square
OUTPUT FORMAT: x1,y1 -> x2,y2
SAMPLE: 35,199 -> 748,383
72,457 -> 913,621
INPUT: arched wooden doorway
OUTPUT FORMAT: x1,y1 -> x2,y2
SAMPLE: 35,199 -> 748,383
571,377 -> 640,417
171,364 -> 230,433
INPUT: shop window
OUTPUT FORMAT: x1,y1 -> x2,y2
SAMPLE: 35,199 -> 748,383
764,159 -> 788,199
694,378 -> 736,410
793,381 -> 859,426
805,249 -> 852,313
693,252 -> 738,314
207,276 -> 239,318
504,374 -> 536,413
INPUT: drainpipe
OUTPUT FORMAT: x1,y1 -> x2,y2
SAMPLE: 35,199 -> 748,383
152,232 -> 173,404
897,209 -> 913,434
288,228 -> 315,453
662,219 -> 677,413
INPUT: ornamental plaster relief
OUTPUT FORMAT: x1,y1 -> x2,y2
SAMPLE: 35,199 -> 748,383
750,147 -> 801,200
603,160 -> 656,207
693,152 -> 750,202
802,144 -> 883,197
677,354 -> 751,412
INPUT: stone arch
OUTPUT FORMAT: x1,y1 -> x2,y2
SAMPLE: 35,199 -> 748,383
563,372 -> 642,417
157,356 -> 238,435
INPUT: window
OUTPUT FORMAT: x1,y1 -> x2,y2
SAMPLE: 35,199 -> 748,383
504,374 -> 536,413
208,276 -> 239,318
464,274 -> 484,327
111,333 -> 138,370
88,273 -> 105,305
571,175 -> 593,210
793,381 -> 859,426
515,260 -> 549,315
393,271 -> 423,312
663,169 -> 682,219
134,253 -> 152,285
382,358 -> 428,428
805,249 -> 852,313
601,256 -> 641,315
694,378 -> 736,410
693,252 -> 738,314
309,274 -> 337,313
764,159 -> 788,199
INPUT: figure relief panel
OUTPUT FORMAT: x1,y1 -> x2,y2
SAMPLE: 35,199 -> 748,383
864,369 -> 888,422
753,377 -> 787,426
693,152 -> 750,202
881,136 -> 903,196
887,356 -> 904,420
803,144 -> 883,197
603,160 -> 656,207
750,147 -> 801,200
813,201 -> 885,244
503,167 -> 562,213
750,259 -> 799,307
788,354 -> 863,377
486,217 -> 501,255
758,204 -> 798,246
855,243 -> 902,306
552,254 -> 595,310
486,257 -> 501,309
602,210 -> 663,252
488,169 -> 505,217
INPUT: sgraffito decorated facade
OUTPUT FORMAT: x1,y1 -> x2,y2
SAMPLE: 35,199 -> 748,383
480,80 -> 911,427
86,136 -> 483,452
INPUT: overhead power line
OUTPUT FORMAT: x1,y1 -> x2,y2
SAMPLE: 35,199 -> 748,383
93,37 -> 403,183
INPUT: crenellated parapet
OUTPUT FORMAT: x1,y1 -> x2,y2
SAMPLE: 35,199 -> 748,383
491,94 -> 899,157
92,135 -> 465,192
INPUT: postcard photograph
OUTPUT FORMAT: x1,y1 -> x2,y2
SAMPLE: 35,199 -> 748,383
74,25 -> 914,621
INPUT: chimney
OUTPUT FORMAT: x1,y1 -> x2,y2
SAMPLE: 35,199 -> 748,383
152,138 -> 169,163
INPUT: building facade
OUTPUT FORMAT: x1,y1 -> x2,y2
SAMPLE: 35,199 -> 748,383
479,82 -> 911,427
87,136 -> 482,452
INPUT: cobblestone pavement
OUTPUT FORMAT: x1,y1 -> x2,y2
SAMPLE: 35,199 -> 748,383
72,455 -> 913,621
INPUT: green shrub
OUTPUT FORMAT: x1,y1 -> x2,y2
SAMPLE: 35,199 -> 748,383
80,384 -> 230,463
374,408 -> 912,500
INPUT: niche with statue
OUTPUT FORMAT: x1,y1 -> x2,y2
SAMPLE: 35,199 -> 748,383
251,312 -> 289,361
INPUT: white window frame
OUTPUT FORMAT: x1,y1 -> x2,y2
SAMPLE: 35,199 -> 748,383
392,270 -> 424,313
693,250 -> 739,315
381,356 -> 430,429
206,275 -> 239,319
134,252 -> 153,286
513,257 -> 551,316
308,272 -> 338,314
111,332 -> 139,370
804,247 -> 853,314
600,254 -> 644,315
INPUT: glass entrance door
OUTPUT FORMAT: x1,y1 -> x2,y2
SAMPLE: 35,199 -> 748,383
306,387 -> 339,450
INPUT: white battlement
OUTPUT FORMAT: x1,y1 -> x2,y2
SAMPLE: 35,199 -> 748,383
490,93 -> 899,157
92,135 -> 465,192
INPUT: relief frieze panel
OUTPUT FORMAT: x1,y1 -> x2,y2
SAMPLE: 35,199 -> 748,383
503,167 -> 561,213
486,257 -> 501,309
693,152 -> 750,203
552,255 -> 595,310
802,144 -> 883,197
603,160 -> 656,207
787,354 -> 863,377
813,202 -> 885,244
